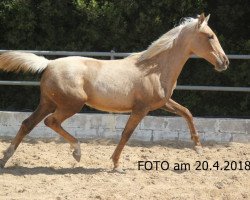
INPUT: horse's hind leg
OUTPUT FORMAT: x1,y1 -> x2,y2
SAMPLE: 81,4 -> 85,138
44,106 -> 83,162
0,102 -> 55,168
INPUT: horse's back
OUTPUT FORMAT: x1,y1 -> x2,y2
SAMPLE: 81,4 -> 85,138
40,56 -> 140,112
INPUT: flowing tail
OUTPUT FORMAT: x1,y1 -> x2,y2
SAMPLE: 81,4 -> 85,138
0,51 -> 50,73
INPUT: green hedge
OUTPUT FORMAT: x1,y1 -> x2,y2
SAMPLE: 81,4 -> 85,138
0,0 -> 249,117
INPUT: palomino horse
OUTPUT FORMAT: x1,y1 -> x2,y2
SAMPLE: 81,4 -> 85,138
0,14 -> 229,171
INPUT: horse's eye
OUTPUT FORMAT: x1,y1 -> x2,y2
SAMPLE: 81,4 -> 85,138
208,35 -> 214,40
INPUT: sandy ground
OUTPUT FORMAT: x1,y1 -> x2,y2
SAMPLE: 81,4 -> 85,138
0,137 -> 249,200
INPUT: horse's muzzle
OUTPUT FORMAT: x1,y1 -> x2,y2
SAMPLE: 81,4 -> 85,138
215,55 -> 229,72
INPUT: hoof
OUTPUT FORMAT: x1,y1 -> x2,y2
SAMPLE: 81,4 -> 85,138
73,151 -> 81,162
195,146 -> 203,155
112,167 -> 126,174
71,142 -> 81,162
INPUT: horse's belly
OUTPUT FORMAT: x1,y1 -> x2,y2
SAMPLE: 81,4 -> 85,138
86,88 -> 134,113
86,96 -> 133,113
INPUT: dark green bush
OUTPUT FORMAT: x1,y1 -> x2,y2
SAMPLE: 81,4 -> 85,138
0,0 -> 249,117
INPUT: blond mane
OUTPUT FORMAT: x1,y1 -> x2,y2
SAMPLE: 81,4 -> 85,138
137,18 -> 198,62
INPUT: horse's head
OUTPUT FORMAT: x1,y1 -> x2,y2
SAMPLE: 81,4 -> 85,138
189,13 -> 229,72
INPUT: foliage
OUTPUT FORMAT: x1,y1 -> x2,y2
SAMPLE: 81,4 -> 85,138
0,0 -> 249,117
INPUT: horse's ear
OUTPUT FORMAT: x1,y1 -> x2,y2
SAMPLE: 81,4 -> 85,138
205,14 -> 210,23
197,13 -> 206,29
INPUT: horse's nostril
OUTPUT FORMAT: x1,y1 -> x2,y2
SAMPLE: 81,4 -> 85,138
223,55 -> 229,66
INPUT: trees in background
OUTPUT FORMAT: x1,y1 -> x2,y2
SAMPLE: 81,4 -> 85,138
0,0 -> 249,116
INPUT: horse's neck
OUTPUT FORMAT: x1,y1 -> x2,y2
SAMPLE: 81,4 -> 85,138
134,36 -> 189,101
132,33 -> 190,98
151,38 -> 190,90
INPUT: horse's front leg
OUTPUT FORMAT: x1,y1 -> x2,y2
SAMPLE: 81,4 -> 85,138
161,99 -> 202,153
111,107 -> 148,172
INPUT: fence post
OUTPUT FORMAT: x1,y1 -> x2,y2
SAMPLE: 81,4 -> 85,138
110,50 -> 115,60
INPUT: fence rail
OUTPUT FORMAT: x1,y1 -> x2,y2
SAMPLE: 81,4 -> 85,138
0,50 -> 249,92
1,49 -> 250,59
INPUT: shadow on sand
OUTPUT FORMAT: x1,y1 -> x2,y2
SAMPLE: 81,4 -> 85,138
0,166 -> 109,176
